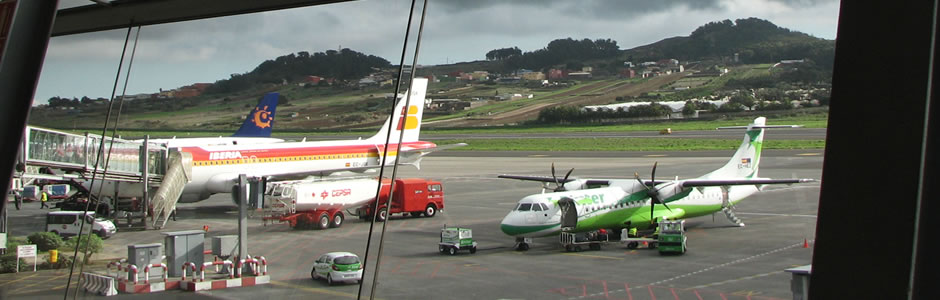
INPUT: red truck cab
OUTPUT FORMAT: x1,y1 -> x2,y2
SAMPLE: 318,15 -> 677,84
360,178 -> 444,221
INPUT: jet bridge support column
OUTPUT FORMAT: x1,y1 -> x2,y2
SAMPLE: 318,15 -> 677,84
237,174 -> 249,274
141,136 -> 150,219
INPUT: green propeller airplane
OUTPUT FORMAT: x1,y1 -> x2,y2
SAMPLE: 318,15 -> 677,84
498,117 -> 816,250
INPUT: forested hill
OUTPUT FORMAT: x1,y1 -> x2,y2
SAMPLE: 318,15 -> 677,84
205,48 -> 391,94
624,18 -> 835,67
483,18 -> 834,73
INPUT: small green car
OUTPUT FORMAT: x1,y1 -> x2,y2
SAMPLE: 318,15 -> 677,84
310,252 -> 363,285
439,227 -> 477,255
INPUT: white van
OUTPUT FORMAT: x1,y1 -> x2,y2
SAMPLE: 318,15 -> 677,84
46,211 -> 117,239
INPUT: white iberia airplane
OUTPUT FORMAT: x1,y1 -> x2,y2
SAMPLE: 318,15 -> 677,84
175,78 -> 461,202
497,117 -> 815,250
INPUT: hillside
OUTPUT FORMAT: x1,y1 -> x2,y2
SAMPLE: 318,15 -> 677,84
28,18 -> 834,133
623,18 -> 835,67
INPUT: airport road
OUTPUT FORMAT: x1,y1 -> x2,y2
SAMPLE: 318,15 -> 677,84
1,151 -> 822,299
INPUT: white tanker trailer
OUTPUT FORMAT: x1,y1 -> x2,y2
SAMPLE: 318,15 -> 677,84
263,177 -> 444,229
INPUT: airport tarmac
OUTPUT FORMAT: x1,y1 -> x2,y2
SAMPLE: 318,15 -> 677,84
1,150 -> 822,299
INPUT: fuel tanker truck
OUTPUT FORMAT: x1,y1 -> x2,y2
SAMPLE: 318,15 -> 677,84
263,177 -> 444,229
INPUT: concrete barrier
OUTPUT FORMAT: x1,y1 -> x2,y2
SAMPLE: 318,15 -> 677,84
81,272 -> 118,296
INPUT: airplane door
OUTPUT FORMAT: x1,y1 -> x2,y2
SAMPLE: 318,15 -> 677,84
557,197 -> 578,230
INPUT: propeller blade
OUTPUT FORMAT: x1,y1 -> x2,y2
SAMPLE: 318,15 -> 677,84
634,172 -> 644,186
551,163 -> 559,186
661,202 -> 673,212
651,162 -> 658,184
650,200 -> 656,221
563,168 -> 574,182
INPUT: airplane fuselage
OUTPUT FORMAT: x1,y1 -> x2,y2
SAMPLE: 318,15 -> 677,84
178,140 -> 437,201
499,181 -> 759,238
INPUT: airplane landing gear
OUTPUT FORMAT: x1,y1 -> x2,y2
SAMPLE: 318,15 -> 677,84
514,237 -> 532,251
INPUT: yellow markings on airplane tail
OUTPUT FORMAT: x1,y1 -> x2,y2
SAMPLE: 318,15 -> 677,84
796,153 -> 822,156
404,116 -> 419,129
561,252 -> 624,260
644,154 -> 668,157
408,105 -> 418,114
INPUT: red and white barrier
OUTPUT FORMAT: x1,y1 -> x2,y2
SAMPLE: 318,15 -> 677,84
107,261 -> 124,278
254,256 -> 268,275
116,264 -> 180,294
236,257 -> 259,278
178,257 -> 271,292
199,260 -> 234,282
181,262 -> 198,281
126,265 -> 139,284
143,263 -> 168,284
179,275 -> 270,292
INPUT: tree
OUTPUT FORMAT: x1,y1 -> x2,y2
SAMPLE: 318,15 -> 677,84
729,94 -> 756,110
717,102 -> 746,112
27,232 -> 63,252
64,234 -> 103,264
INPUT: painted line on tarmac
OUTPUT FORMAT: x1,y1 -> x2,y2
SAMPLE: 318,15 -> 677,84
644,154 -> 668,157
7,273 -> 68,294
796,152 -> 822,156
689,270 -> 784,289
647,241 -> 807,287
0,273 -> 39,286
528,154 -> 550,157
560,252 -> 623,260
269,280 -> 372,299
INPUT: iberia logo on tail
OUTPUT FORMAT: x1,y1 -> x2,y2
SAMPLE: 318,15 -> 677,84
252,105 -> 273,129
396,105 -> 420,130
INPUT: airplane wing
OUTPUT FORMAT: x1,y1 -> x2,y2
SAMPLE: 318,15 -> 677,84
497,174 -> 578,183
406,142 -> 467,154
679,178 -> 815,188
261,143 -> 468,181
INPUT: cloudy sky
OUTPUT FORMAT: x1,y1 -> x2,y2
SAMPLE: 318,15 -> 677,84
34,0 -> 840,103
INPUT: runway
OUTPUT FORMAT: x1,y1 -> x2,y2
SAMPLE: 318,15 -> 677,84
2,151 -> 822,299
289,127 -> 827,142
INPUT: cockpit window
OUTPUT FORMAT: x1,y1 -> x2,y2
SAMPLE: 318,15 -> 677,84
532,203 -> 543,211
540,203 -> 549,210
517,203 -> 532,211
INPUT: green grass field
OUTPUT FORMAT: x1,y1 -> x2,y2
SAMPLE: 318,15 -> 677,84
435,138 -> 824,151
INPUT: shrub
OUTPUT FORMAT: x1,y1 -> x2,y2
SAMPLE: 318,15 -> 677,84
63,234 -> 103,264
27,232 -> 64,252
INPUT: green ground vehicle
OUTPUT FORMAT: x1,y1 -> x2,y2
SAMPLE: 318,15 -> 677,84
439,226 -> 477,255
656,220 -> 687,255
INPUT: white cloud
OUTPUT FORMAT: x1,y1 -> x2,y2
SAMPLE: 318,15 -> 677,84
34,0 -> 840,103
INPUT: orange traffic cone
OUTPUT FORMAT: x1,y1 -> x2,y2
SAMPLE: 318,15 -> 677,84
803,239 -> 810,248
203,225 -> 210,232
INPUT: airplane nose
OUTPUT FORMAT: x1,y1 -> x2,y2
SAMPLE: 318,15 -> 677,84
499,212 -> 523,236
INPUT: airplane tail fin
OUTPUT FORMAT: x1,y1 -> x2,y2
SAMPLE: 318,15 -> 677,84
704,117 -> 802,179
233,93 -> 279,137
367,78 -> 427,144
706,117 -> 768,179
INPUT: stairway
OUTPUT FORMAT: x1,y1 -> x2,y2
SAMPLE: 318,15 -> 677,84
151,151 -> 193,229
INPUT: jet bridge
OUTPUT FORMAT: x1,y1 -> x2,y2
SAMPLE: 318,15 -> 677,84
14,126 -> 177,229
19,126 -> 167,183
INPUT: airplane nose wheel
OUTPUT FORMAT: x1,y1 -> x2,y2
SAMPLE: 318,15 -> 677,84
515,237 -> 532,251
